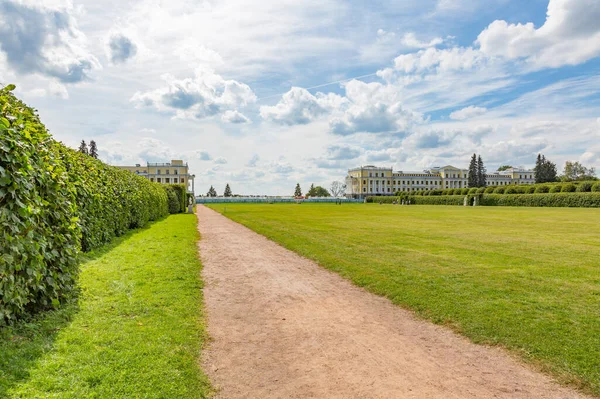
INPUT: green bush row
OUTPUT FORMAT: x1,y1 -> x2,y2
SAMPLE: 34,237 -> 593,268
412,180 -> 600,197
1,86 -> 179,323
367,195 -> 465,205
164,184 -> 187,214
481,193 -> 600,207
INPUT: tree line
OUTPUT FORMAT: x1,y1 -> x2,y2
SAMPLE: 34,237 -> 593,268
78,140 -> 98,159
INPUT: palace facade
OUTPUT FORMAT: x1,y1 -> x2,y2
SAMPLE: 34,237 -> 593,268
117,160 -> 195,193
345,165 -> 534,198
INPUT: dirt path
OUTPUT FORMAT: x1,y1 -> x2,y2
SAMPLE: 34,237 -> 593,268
197,205 -> 585,399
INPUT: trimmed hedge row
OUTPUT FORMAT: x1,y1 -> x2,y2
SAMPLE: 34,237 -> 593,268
414,180 -> 599,197
1,86 -> 173,323
164,184 -> 187,214
367,195 -> 465,205
481,193 -> 600,207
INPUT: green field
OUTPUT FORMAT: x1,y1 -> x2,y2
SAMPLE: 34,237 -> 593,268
208,203 -> 600,396
0,214 -> 211,398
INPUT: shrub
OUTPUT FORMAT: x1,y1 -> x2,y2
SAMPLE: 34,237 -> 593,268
505,186 -> 518,194
577,182 -> 593,193
165,184 -> 187,213
460,188 -> 469,195
411,195 -> 465,205
526,185 -> 536,194
549,185 -> 562,193
494,187 -> 505,194
468,188 -> 478,194
476,187 -> 486,194
535,185 -> 550,193
592,182 -> 600,192
485,186 -> 496,193
481,193 -> 600,208
1,86 -> 170,323
1,86 -> 79,322
562,183 -> 577,192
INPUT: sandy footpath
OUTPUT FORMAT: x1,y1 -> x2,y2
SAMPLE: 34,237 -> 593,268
197,205 -> 585,399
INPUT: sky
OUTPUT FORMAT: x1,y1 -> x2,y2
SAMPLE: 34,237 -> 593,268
1,0 -> 599,195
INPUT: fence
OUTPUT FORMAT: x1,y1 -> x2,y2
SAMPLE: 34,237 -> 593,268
196,197 -> 364,204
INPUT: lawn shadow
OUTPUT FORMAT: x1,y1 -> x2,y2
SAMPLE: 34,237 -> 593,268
0,225 -> 152,397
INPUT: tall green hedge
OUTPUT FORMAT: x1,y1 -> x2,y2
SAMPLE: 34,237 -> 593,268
1,86 -> 171,323
481,193 -> 600,207
165,184 -> 187,214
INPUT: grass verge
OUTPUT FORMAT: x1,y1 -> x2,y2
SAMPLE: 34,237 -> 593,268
208,203 -> 600,396
1,214 -> 210,398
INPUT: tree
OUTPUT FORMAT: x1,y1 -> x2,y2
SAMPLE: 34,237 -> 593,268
89,140 -> 98,159
207,186 -> 217,197
224,183 -> 232,197
561,161 -> 597,181
307,184 -> 330,197
78,140 -> 88,154
477,155 -> 487,187
468,153 -> 478,188
497,165 -> 513,171
534,154 -> 558,183
330,181 -> 346,197
294,183 -> 302,197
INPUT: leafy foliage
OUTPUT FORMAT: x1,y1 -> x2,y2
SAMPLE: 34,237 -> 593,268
294,183 -> 302,197
1,86 -> 171,323
534,154 -> 558,183
481,193 -> 600,207
1,86 -> 79,323
306,184 -> 330,197
561,161 -> 597,182
224,183 -> 232,197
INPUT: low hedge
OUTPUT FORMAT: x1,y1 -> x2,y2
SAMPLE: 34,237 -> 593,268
481,193 -> 600,207
366,195 -> 465,205
593,182 -> 600,192
1,86 -> 172,323
576,182 -> 593,192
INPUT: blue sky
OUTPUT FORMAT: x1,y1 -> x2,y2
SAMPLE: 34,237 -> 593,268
1,0 -> 599,195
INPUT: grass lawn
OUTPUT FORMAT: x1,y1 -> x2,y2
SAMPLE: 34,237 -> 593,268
0,214 -> 211,398
208,203 -> 600,396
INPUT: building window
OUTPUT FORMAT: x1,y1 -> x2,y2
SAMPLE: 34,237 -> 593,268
165,178 -> 170,184
363,188 -> 366,192
174,170 -> 178,175
157,178 -> 161,183
180,178 -> 184,183
369,173 -> 372,177
157,169 -> 161,175
363,180 -> 366,184
150,178 -> 154,182
166,170 -> 170,175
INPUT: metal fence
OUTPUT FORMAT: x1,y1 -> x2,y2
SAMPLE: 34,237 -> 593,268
196,197 -> 364,204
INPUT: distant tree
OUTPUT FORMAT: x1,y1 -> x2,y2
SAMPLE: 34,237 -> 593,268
89,140 -> 98,159
561,161 -> 597,181
307,185 -> 330,197
224,183 -> 232,197
468,153 -> 478,188
330,181 -> 346,197
535,154 -> 558,183
207,186 -> 217,197
477,155 -> 487,187
78,140 -> 88,154
294,183 -> 302,197
497,165 -> 513,172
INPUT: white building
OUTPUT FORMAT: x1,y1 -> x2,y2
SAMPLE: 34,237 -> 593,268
345,165 -> 535,198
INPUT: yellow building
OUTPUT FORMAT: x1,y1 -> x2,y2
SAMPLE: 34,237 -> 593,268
117,160 -> 195,193
345,165 -> 535,198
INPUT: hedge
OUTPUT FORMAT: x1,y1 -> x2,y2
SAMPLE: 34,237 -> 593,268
593,182 -> 600,192
481,193 -> 600,207
366,195 -> 465,205
1,86 -> 172,323
1,85 -> 79,322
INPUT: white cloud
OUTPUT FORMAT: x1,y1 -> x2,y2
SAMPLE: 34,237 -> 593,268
131,66 -> 256,121
401,32 -> 444,49
449,105 -> 487,120
221,110 -> 251,124
260,87 -> 346,125
214,157 -> 228,165
0,0 -> 100,83
326,145 -> 362,160
477,0 -> 600,69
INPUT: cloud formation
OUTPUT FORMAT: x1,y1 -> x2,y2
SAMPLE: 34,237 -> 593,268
131,67 -> 256,121
450,106 -> 487,120
108,34 -> 138,64
0,0 -> 99,83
